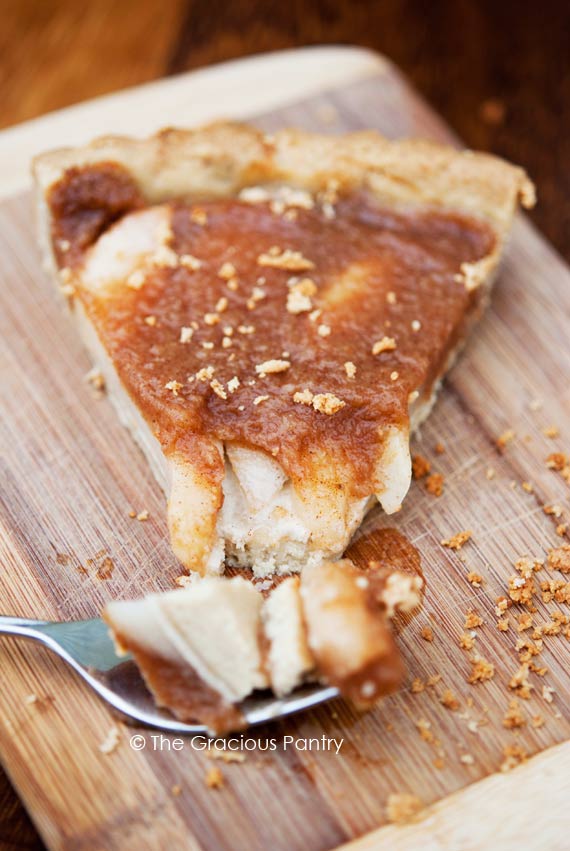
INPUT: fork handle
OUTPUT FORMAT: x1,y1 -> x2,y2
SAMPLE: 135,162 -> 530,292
0,616 -> 51,635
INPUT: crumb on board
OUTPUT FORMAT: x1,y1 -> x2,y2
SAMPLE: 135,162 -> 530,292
420,625 -> 434,642
466,572 -> 484,587
508,663 -> 533,699
171,784 -> 182,796
500,744 -> 527,773
412,454 -> 431,479
464,610 -> 483,629
385,793 -> 424,825
442,530 -> 472,550
99,726 -> 121,755
425,472 -> 444,496
440,688 -> 460,711
517,612 -> 533,632
135,509 -> 149,522
503,699 -> 526,729
496,429 -> 515,453
548,545 -> 570,573
546,452 -> 568,471
205,766 -> 224,789
459,632 -> 476,651
467,656 -> 495,684
84,368 -> 106,394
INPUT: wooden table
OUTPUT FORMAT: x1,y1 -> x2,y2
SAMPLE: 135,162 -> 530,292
1,3 -> 569,848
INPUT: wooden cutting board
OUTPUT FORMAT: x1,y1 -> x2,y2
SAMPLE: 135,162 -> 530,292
1,47 -> 570,851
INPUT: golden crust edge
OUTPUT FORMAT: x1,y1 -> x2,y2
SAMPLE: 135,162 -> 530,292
32,121 -> 534,237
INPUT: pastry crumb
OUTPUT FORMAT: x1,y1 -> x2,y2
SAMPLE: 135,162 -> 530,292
255,359 -> 291,376
257,247 -> 314,271
542,425 -> 560,438
99,725 -> 121,755
205,766 -> 224,789
500,744 -> 527,773
85,368 -> 106,394
440,688 -> 460,711
425,473 -> 444,496
420,625 -> 434,642
412,454 -> 431,479
496,429 -> 515,452
547,545 -> 570,573
372,336 -> 396,356
312,393 -> 345,415
442,530 -> 472,550
385,793 -> 423,825
546,452 -> 567,471
459,632 -> 476,650
503,699 -> 526,729
467,656 -> 495,684
165,380 -> 183,396
464,610 -> 483,629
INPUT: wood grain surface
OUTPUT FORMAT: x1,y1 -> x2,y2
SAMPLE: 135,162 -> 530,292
1,60 -> 570,850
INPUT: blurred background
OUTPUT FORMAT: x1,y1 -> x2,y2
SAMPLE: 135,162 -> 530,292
2,0 -> 570,260
1,1 -> 569,847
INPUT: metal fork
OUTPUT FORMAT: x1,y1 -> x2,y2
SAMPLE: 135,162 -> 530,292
0,616 -> 338,735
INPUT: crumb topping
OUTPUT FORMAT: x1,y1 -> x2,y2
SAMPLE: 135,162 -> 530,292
255,359 -> 291,376
257,246 -> 314,270
372,336 -> 396,356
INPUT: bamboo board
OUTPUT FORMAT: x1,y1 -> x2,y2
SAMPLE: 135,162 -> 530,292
1,48 -> 570,851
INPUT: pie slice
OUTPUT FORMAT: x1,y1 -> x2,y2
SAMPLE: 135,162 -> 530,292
33,122 -> 534,577
104,557 -> 424,732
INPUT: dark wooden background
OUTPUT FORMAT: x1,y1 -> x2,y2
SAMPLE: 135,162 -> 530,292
1,1 -> 569,847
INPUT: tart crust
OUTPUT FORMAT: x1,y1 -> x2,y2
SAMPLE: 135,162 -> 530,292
33,122 -> 534,576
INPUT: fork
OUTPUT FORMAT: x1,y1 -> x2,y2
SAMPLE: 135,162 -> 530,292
0,616 -> 338,735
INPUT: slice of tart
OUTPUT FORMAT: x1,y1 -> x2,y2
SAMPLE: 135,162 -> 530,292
104,556 -> 424,732
34,122 -> 534,576
103,577 -> 263,732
